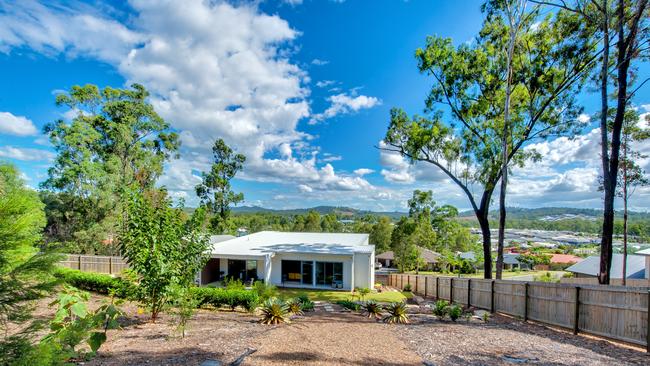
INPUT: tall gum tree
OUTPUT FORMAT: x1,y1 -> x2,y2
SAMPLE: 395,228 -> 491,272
383,5 -> 599,278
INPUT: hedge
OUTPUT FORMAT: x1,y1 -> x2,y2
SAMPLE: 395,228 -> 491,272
55,268 -> 259,311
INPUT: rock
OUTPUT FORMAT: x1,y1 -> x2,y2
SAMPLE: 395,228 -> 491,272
200,360 -> 223,366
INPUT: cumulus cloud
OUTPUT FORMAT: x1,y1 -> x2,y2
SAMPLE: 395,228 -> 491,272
0,146 -> 54,161
0,111 -> 38,136
354,168 -> 374,176
309,92 -> 381,124
311,58 -> 329,65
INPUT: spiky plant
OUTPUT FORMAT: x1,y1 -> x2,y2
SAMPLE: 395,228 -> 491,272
287,298 -> 304,315
383,302 -> 409,324
362,300 -> 383,319
432,300 -> 449,319
259,298 -> 290,325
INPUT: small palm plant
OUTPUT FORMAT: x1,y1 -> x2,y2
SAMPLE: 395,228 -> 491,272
286,298 -> 304,315
357,287 -> 371,301
362,300 -> 383,319
448,304 -> 462,322
383,302 -> 409,324
259,298 -> 290,325
432,300 -> 449,319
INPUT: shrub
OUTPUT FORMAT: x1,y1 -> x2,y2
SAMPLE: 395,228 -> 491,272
54,268 -> 137,299
403,283 -> 412,292
295,293 -> 314,312
432,299 -> 449,319
336,300 -> 361,311
286,298 -> 304,315
362,300 -> 383,319
383,302 -> 409,324
252,281 -> 278,302
169,286 -> 200,338
534,272 -> 557,283
224,277 -> 245,291
448,304 -> 462,321
357,287 -> 371,301
190,287 -> 259,312
259,299 -> 290,325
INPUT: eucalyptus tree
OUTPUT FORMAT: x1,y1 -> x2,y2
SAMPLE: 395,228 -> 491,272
195,138 -> 246,234
383,5 -> 598,278
42,83 -> 180,254
533,0 -> 649,284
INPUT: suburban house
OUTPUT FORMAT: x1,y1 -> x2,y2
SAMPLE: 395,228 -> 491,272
632,248 -> 650,279
565,254 -> 646,279
199,231 -> 375,291
502,253 -> 532,270
376,247 -> 440,271
534,253 -> 583,270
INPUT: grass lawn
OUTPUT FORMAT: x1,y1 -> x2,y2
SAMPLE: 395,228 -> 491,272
277,288 -> 412,303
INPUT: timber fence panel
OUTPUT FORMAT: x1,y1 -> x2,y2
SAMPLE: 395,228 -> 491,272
452,278 -> 469,305
59,254 -> 128,275
415,275 -> 426,296
470,279 -> 492,309
526,282 -> 575,329
578,286 -> 648,346
438,277 -> 452,301
494,280 -> 526,318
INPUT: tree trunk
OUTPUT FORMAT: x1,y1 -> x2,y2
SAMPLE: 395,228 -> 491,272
622,139 -> 628,285
477,209 -> 492,279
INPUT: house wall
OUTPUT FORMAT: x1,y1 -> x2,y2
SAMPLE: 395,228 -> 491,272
269,252 -> 354,290
353,252 -> 374,289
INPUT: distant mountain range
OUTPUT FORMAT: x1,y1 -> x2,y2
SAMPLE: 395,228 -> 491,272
232,205 -> 649,221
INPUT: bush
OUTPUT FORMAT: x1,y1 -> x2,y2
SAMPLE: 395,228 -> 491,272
224,277 -> 245,291
383,302 -> 409,324
190,287 -> 259,312
356,287 -> 371,301
54,268 -> 137,299
336,300 -> 361,311
294,293 -> 314,312
362,300 -> 383,319
534,272 -> 557,283
403,283 -> 412,292
259,298 -> 290,325
252,281 -> 278,302
432,300 -> 449,319
286,298 -> 304,315
448,304 -> 462,321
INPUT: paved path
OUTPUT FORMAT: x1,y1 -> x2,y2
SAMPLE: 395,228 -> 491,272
243,310 -> 422,366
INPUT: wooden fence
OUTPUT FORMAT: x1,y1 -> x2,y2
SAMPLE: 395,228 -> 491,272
561,277 -> 650,287
388,273 -> 650,350
59,254 -> 128,275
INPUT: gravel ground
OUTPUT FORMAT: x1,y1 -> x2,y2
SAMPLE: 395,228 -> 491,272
396,313 -> 650,366
243,310 -> 422,366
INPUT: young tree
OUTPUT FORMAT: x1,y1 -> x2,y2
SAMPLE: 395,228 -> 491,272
535,0 -> 649,284
383,5 -> 597,278
369,216 -> 393,253
0,164 -> 59,362
119,189 -> 209,322
196,138 -> 246,234
42,83 -> 180,254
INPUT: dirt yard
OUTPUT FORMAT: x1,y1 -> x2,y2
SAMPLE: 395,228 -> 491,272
14,294 -> 650,366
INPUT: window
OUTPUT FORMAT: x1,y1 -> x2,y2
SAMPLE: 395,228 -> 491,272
282,260 -> 316,285
316,262 -> 343,286
228,259 -> 257,282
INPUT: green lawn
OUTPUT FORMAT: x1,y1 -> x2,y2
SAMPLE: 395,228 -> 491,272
277,288 -> 411,303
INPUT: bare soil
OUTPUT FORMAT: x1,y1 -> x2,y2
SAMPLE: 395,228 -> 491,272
13,294 -> 650,366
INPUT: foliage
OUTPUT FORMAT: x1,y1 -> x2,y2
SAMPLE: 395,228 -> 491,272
294,293 -> 315,312
54,268 -> 137,299
369,216 -> 393,253
357,287 -> 371,301
195,138 -> 246,234
0,164 -> 60,364
259,298 -> 290,325
432,300 -> 449,319
40,285 -> 122,362
191,287 -> 259,312
482,311 -> 491,323
168,286 -> 200,338
336,300 -> 361,311
534,272 -> 557,283
252,281 -> 278,302
41,83 -> 179,254
119,190 -> 209,321
383,302 -> 409,324
286,298 -> 304,315
224,277 -> 246,291
448,304 -> 463,322
403,283 -> 412,292
362,300 -> 383,319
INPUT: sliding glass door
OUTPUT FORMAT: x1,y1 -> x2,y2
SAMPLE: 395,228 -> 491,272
315,262 -> 343,286
282,260 -> 314,285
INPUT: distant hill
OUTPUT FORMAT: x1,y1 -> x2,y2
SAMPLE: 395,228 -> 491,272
458,207 -> 650,221
231,205 -> 407,219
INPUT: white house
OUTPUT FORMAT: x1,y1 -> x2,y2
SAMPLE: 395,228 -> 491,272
199,231 -> 375,291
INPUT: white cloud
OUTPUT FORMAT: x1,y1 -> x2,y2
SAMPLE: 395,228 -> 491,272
577,113 -> 590,124
311,58 -> 329,66
309,92 -> 381,124
354,168 -> 374,176
0,111 -> 38,136
316,80 -> 336,88
0,146 -> 54,161
321,153 -> 342,162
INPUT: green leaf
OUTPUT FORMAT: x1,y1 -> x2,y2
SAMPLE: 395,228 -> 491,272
71,302 -> 88,318
88,331 -> 107,352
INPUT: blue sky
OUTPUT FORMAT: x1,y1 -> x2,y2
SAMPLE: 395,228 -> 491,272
0,0 -> 648,212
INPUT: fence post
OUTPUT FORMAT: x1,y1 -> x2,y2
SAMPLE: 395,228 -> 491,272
109,257 -> 113,275
467,279 -> 471,308
435,277 -> 439,299
524,283 -> 529,322
450,277 -> 454,304
424,276 -> 428,298
573,286 -> 580,335
78,255 -> 82,270
646,290 -> 649,352
490,280 -> 495,313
